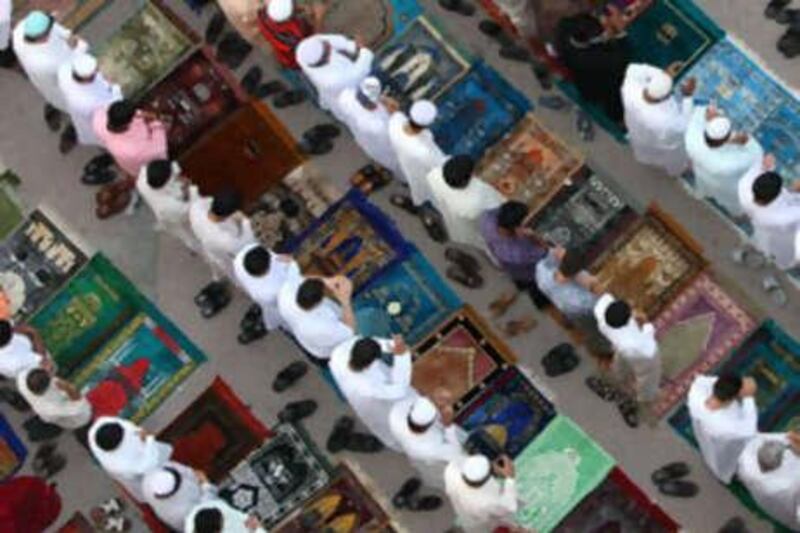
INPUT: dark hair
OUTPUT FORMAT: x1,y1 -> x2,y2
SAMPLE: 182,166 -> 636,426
107,100 -> 137,133
0,320 -> 12,348
146,160 -> 172,189
243,246 -> 271,277
443,155 -> 475,189
154,467 -> 182,499
569,14 -> 604,44
280,198 -> 301,218
605,300 -> 632,328
26,368 -> 51,395
752,172 -> 783,206
557,248 -> 585,278
95,421 -> 125,451
296,279 -> 325,310
211,188 -> 241,218
497,201 -> 529,231
713,374 -> 743,403
350,338 -> 381,371
194,508 -> 223,533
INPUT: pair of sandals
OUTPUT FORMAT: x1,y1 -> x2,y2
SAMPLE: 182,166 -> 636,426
277,399 -> 318,424
272,361 -> 309,392
541,343 -> 580,377
766,0 -> 800,57
651,461 -> 699,498
444,247 -> 483,289
389,194 -> 450,243
238,303 -> 267,345
730,247 -> 788,307
194,281 -> 231,318
392,478 -> 443,512
351,164 -> 393,196
326,416 -> 384,454
298,123 -> 341,155
585,376 -> 639,428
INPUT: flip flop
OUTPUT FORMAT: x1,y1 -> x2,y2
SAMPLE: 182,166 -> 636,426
277,399 -> 318,423
446,264 -> 483,289
327,416 -> 355,453
585,376 -> 619,402
444,247 -> 481,273
392,477 -> 421,509
390,193 -> 419,215
658,479 -> 699,498
651,462 -> 690,485
272,361 -> 309,392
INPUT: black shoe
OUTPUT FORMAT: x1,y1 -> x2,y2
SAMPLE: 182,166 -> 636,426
777,7 -> 800,24
478,20 -> 503,38
59,125 -> 77,154
418,205 -> 448,243
273,89 -> 307,108
344,432 -> 384,453
444,247 -> 480,273
84,153 -> 115,175
652,462 -> 690,485
195,281 -> 231,318
303,123 -> 341,143
81,167 -> 117,186
216,32 -> 253,69
766,0 -> 792,19
327,416 -> 355,453
272,361 -> 309,392
541,343 -> 580,377
237,320 -> 267,344
392,478 -> 421,509
240,303 -> 262,327
277,399 -> 318,423
658,479 -> 699,498
407,495 -> 443,511
778,28 -> 800,57
390,193 -> 419,215
241,66 -> 263,96
439,0 -> 475,17
446,264 -> 483,289
205,12 -> 226,44
256,80 -> 288,99
44,104 -> 62,132
499,45 -> 531,62
297,137 -> 334,155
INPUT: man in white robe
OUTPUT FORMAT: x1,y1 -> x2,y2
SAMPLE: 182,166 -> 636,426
621,64 -> 695,176
594,294 -> 661,403
142,461 -> 218,531
0,0 -> 13,65
428,154 -> 505,253
295,33 -> 373,121
685,105 -> 763,215
687,373 -> 758,483
57,52 -> 122,146
17,367 -> 91,430
136,160 -> 199,252
277,271 -> 355,360
329,334 -> 413,450
738,155 -> 800,270
444,454 -> 519,533
233,244 -> 295,332
737,432 -> 800,531
388,99 -> 446,206
88,416 -> 173,502
185,499 -> 265,532
389,395 -> 467,488
0,319 -> 46,379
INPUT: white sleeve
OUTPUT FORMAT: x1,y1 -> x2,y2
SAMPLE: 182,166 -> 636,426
364,354 -> 412,400
737,158 -> 763,215
593,293 -> 614,325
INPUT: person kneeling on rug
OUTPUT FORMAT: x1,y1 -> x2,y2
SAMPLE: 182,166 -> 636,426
17,367 -> 92,442
142,461 -> 218,531
185,499 -> 264,532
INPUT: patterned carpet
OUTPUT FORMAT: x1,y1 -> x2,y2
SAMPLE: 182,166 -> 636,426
0,414 -> 26,482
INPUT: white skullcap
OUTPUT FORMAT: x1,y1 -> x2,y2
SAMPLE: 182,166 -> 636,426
268,0 -> 294,23
360,77 -> 382,103
409,100 -> 437,127
296,38 -> 325,67
462,455 -> 491,484
409,397 -> 438,426
645,71 -> 673,101
72,53 -> 98,78
705,116 -> 732,141
144,468 -> 178,498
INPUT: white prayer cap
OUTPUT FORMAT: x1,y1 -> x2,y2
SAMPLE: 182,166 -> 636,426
143,468 -> 179,498
268,0 -> 294,23
462,455 -> 491,484
360,77 -> 382,103
409,100 -> 437,128
24,11 -> 51,39
296,38 -> 324,67
705,116 -> 732,141
72,53 -> 98,78
645,71 -> 673,101
409,397 -> 438,426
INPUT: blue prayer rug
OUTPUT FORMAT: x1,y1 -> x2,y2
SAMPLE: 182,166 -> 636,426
0,414 -> 26,481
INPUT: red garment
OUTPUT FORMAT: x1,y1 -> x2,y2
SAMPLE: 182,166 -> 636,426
0,476 -> 62,532
86,359 -> 150,418
256,7 -> 313,69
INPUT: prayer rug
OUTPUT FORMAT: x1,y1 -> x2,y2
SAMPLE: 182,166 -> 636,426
0,209 -> 87,322
587,205 -> 707,319
555,467 -> 680,532
455,367 -> 556,458
374,15 -> 471,108
354,247 -> 462,345
0,176 -> 23,240
138,47 -> 248,157
273,461 -> 398,532
298,0 -> 392,50
11,0 -> 111,29
95,0 -> 198,97
30,254 -> 206,422
476,114 -> 584,218
220,423 -> 333,529
0,414 -> 26,481
528,165 -> 638,253
159,377 -> 271,483
286,188 -> 410,295
412,306 -> 517,415
685,38 -> 800,182
431,61 -> 531,160
515,415 -> 616,533
652,274 -> 757,418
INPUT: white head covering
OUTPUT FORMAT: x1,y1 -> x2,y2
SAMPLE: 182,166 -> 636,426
268,0 -> 294,23
409,100 -> 437,128
360,77 -> 382,103
462,455 -> 491,484
645,71 -> 673,101
409,397 -> 438,426
705,117 -> 732,141
23,11 -> 51,39
297,38 -> 325,67
72,53 -> 98,78
143,467 -> 180,498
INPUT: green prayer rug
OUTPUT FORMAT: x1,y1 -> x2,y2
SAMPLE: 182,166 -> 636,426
515,415 -> 616,533
0,176 -> 23,240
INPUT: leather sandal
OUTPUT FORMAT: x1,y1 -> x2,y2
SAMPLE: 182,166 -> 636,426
272,361 -> 309,392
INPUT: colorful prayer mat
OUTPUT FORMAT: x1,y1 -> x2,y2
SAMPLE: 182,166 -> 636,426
0,209 -> 87,322
455,367 -> 556,458
431,62 -> 531,161
354,247 -> 462,345
588,205 -> 707,319
476,114 -> 584,218
0,414 -> 26,481
555,467 -> 680,532
413,306 -> 517,415
286,188 -> 410,295
0,177 -> 23,240
220,423 -> 333,529
159,377 -> 271,483
30,254 -> 206,422
374,15 -> 471,107
139,47 -> 247,156
11,0 -> 111,29
273,461 -> 398,532
652,274 -> 757,418
95,0 -> 198,97
515,415 -> 616,533
528,165 -> 637,252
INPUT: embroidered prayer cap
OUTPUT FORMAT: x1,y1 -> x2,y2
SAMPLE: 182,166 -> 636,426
705,116 -> 732,141
409,397 -> 438,426
24,11 -> 52,39
645,70 -> 673,101
360,77 -> 382,103
268,0 -> 294,23
462,455 -> 492,484
72,53 -> 98,78
410,100 -> 437,128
